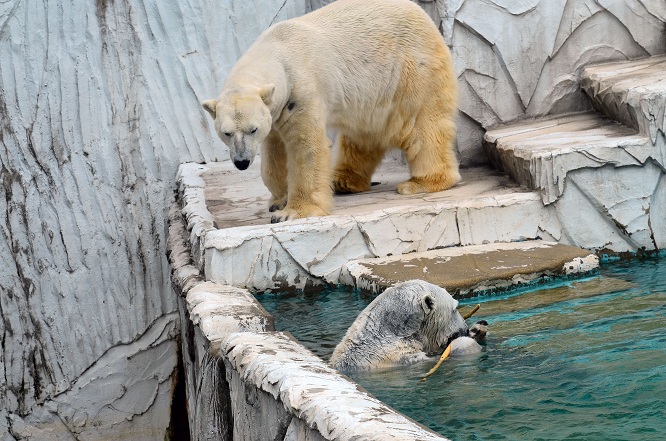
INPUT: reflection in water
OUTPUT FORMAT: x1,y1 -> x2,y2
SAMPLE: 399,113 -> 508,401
257,258 -> 666,441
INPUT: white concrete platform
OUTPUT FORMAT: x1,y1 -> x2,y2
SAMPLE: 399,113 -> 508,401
198,158 -> 533,228
178,159 -> 569,292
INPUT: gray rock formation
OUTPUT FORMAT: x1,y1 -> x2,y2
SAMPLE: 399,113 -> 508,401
0,0 -> 305,438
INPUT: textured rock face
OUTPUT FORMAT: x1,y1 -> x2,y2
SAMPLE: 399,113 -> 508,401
0,0 -> 305,438
448,0 -> 665,165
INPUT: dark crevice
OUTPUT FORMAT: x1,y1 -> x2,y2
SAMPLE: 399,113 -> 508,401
167,338 -> 191,441
270,0 -> 290,26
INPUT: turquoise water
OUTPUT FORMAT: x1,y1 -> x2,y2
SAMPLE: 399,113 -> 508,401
256,259 -> 666,440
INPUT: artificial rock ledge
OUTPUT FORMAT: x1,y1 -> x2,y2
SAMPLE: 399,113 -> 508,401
168,202 -> 448,440
177,159 -> 567,292
341,241 -> 599,296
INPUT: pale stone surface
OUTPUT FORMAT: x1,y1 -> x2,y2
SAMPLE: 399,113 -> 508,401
0,0 -> 306,438
222,332 -> 447,440
339,241 -> 599,295
5,314 -> 179,440
581,55 -> 666,166
555,164 -> 665,251
186,282 -> 274,341
485,112 -> 652,203
177,160 -> 566,291
483,56 -> 666,253
199,158 -> 532,227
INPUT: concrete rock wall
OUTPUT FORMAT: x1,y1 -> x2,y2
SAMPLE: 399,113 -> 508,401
0,0 -> 305,438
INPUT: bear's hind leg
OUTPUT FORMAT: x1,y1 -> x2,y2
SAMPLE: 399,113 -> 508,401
397,117 -> 461,195
332,134 -> 385,194
261,130 -> 289,212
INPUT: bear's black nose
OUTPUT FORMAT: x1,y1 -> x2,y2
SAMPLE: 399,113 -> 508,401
234,159 -> 250,170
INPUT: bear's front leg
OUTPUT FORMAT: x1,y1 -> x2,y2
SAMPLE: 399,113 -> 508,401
261,130 -> 289,212
271,117 -> 333,223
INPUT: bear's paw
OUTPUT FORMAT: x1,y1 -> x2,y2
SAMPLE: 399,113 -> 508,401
332,171 -> 372,195
268,197 -> 287,212
270,204 -> 329,223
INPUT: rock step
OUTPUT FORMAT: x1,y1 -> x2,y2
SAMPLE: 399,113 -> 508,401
581,55 -> 666,144
483,111 -> 650,204
185,159 -> 570,292
339,240 -> 598,297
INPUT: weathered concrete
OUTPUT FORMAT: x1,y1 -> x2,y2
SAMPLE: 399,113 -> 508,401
177,160 -> 569,292
1,0 -> 308,438
484,56 -> 666,254
198,160 -> 532,229
582,56 -> 666,146
340,241 -> 599,296
167,202 -> 449,441
484,112 -> 651,204
221,332 -> 446,441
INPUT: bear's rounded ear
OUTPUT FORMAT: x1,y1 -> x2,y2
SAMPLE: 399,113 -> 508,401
421,294 -> 436,314
259,84 -> 275,105
202,99 -> 218,119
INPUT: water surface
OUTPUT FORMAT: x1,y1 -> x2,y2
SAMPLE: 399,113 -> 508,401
257,259 -> 666,440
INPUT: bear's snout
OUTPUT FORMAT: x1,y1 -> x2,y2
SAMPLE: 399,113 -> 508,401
233,159 -> 251,170
441,327 -> 468,351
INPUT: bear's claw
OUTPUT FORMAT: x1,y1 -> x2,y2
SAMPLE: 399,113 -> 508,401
332,177 -> 371,195
270,209 -> 297,223
269,200 -> 287,212
270,204 -> 328,223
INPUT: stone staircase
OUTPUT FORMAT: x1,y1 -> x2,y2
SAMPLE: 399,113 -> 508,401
483,55 -> 666,254
483,112 -> 650,204
485,55 -> 665,205
582,56 -> 666,143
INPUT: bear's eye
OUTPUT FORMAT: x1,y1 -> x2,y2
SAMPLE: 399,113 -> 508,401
249,127 -> 257,134
223,132 -> 233,137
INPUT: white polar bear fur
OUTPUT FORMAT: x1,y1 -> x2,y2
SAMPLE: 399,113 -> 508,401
203,0 -> 459,222
329,280 -> 469,372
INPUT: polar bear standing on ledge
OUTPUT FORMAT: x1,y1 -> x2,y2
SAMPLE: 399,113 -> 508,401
202,0 -> 459,222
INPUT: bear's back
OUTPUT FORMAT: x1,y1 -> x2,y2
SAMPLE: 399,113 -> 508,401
234,0 -> 455,147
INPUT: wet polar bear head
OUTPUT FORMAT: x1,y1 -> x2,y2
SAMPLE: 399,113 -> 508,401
329,280 -> 469,372
202,84 -> 274,170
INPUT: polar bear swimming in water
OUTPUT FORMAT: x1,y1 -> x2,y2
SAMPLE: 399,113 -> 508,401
329,280 -> 470,372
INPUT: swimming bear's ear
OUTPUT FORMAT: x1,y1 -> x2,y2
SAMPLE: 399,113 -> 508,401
422,294 -> 436,314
